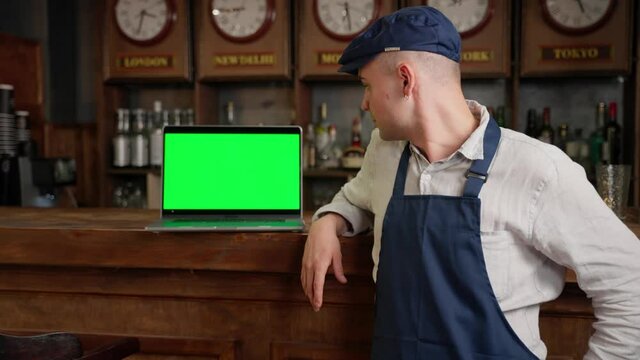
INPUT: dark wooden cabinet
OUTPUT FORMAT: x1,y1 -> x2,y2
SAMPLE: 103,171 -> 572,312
1,208 -> 636,359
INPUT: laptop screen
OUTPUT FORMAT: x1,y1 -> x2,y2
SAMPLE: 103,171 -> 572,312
162,126 -> 301,215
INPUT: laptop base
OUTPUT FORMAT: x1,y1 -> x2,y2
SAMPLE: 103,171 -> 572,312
146,218 -> 305,232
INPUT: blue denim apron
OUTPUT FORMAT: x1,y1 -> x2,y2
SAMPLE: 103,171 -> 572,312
372,119 -> 538,359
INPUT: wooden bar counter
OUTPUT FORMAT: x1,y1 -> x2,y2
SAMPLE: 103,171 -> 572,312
0,207 -> 638,359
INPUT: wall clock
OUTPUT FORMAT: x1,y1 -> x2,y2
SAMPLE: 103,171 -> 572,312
210,0 -> 276,42
426,0 -> 494,38
114,0 -> 176,46
540,0 -> 616,35
313,0 -> 380,41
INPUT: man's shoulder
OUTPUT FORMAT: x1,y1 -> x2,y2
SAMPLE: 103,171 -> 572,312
499,128 -> 569,164
497,128 -> 576,182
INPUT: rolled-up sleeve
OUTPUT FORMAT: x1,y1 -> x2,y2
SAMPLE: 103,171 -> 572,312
530,158 -> 640,359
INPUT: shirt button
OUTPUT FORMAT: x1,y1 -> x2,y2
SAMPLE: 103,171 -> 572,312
424,174 -> 432,181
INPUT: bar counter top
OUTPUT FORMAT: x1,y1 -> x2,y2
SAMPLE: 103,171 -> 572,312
0,207 -> 372,276
1,207 -> 638,282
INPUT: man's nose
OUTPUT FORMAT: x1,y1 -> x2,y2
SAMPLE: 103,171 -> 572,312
360,95 -> 369,112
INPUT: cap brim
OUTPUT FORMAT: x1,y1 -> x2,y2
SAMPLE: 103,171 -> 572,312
338,54 -> 377,76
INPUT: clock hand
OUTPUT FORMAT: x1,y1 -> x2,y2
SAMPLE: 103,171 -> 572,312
345,2 -> 352,31
136,10 -> 146,34
216,7 -> 245,13
575,0 -> 586,13
340,2 -> 348,26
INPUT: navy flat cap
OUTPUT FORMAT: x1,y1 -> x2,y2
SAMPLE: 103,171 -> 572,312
338,6 -> 461,76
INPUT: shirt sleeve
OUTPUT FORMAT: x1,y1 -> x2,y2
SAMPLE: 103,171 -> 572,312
530,157 -> 640,359
311,130 -> 379,236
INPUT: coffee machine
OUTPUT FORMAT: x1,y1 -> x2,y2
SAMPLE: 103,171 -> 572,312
0,84 -> 76,207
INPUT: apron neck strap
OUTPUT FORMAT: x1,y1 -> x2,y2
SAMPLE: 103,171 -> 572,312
462,118 -> 501,198
391,117 -> 502,199
392,144 -> 413,197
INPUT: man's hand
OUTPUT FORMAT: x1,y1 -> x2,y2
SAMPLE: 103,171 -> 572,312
301,213 -> 349,312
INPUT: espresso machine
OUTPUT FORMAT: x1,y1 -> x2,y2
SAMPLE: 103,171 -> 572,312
0,84 -> 76,207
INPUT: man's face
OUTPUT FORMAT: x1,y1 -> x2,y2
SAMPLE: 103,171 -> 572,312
358,59 -> 404,140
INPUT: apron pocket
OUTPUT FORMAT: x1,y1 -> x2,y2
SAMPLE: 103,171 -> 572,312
480,230 -> 512,301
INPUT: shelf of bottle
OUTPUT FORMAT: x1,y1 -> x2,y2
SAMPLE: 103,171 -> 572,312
303,168 -> 359,179
108,167 -> 161,176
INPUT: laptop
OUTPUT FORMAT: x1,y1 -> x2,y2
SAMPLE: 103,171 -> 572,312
146,125 -> 305,232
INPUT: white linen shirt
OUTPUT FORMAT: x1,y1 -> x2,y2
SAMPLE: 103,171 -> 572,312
313,100 -> 640,359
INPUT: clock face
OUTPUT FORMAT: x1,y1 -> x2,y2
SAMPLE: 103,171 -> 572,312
114,0 -> 176,46
314,0 -> 380,41
427,0 -> 493,38
210,0 -> 275,42
541,0 -> 616,35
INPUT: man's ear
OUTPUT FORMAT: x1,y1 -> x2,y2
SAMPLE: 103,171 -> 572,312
397,63 -> 415,97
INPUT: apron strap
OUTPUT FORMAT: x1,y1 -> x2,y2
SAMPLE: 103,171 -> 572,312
463,118 -> 501,198
392,144 -> 412,197
391,117 -> 501,199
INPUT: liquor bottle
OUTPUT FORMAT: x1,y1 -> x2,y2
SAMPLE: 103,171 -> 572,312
525,109 -> 538,137
162,109 -> 170,127
15,110 -> 37,158
112,108 -> 131,167
130,108 -> 149,167
224,101 -> 235,125
172,108 -> 183,126
351,115 -> 362,148
326,124 -> 342,168
303,123 -> 316,169
149,101 -> 163,167
495,106 -> 506,127
604,101 -> 622,164
315,103 -> 331,168
537,107 -> 554,144
184,108 -> 195,125
589,102 -> 606,169
566,128 -> 590,173
341,114 -> 366,169
556,123 -> 569,152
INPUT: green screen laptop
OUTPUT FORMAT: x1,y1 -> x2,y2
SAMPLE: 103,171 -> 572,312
146,125 -> 305,232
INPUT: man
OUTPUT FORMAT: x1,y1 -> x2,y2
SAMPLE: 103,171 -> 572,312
300,6 -> 640,360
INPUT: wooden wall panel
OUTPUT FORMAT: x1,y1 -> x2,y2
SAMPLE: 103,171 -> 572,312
0,32 -> 45,148
41,123 -> 99,207
0,292 -> 373,360
271,342 -> 370,360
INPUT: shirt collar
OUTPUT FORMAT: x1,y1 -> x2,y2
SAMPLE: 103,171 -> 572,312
459,100 -> 491,161
409,100 -> 491,164
409,100 -> 491,166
